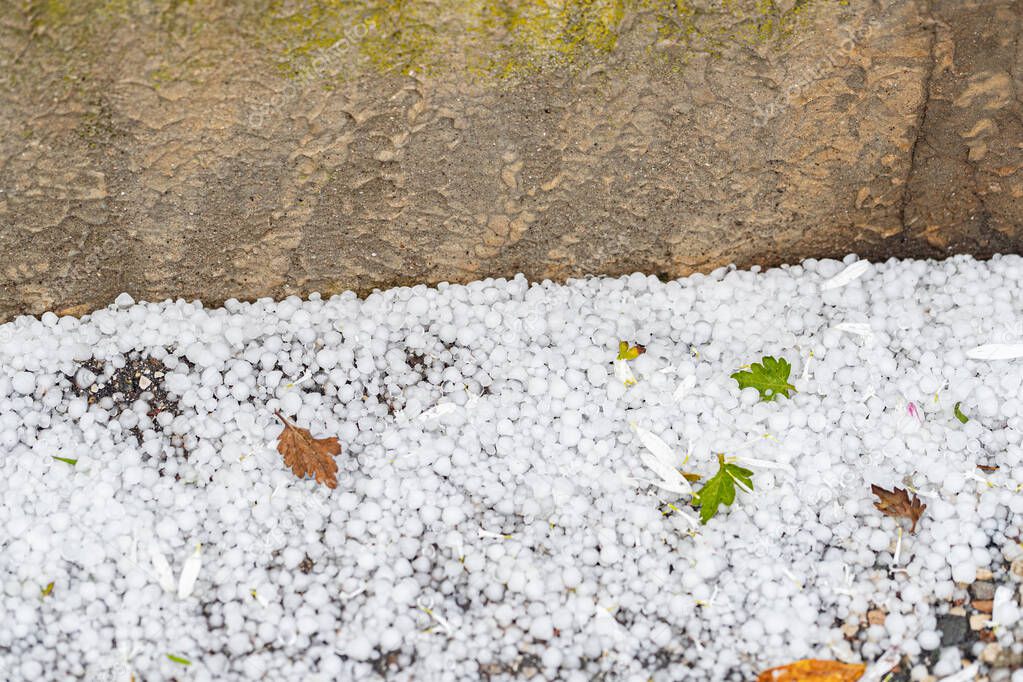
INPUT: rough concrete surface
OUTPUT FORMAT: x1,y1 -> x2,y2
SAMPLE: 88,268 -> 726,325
0,0 -> 1020,322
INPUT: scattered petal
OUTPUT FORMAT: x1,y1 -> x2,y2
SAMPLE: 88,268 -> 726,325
177,543 -> 202,600
834,322 -> 873,339
464,387 -> 483,409
800,352 -> 814,383
613,359 -> 638,387
858,647 -> 902,682
673,374 -> 696,402
966,344 -> 1023,360
732,455 -> 796,477
629,423 -> 692,496
250,589 -> 269,608
418,402 -> 458,421
821,260 -> 870,290
148,544 -> 176,593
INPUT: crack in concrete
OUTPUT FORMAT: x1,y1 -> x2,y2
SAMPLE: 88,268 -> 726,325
898,0 -> 938,243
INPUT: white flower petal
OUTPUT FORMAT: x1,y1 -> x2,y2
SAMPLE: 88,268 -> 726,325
418,402 -> 458,421
858,646 -> 902,682
892,527 -> 903,566
147,544 -> 176,593
464,388 -> 483,409
800,353 -> 813,383
629,423 -> 692,496
638,453 -> 691,494
669,509 -> 698,530
731,456 -> 796,477
613,359 -> 637,387
834,322 -> 873,337
673,375 -> 696,402
250,589 -> 270,607
966,344 -> 1023,360
821,260 -> 870,290
630,422 -> 676,467
177,543 -> 202,600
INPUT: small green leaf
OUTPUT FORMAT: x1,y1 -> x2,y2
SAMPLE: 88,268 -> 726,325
51,456 -> 77,466
41,582 -> 54,597
954,402 -> 969,424
692,454 -> 754,524
166,654 -> 192,666
731,356 -> 795,401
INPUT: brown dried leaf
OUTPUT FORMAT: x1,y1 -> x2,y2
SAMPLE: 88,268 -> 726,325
871,484 -> 926,533
757,659 -> 866,681
274,411 -> 341,489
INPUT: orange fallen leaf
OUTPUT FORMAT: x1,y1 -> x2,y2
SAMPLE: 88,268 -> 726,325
274,411 -> 341,489
757,659 -> 866,682
871,484 -> 926,533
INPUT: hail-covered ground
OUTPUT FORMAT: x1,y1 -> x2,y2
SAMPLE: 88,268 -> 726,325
1,255 -> 1023,682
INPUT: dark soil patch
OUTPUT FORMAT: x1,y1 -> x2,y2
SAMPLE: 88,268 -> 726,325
67,352 -> 181,421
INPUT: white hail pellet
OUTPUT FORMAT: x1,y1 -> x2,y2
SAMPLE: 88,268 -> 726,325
0,256 -> 1020,680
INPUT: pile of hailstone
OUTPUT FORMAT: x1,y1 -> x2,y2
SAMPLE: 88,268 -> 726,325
2,255 -> 1023,682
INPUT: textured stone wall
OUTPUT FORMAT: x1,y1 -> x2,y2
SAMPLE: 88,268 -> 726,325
0,0 -> 1020,321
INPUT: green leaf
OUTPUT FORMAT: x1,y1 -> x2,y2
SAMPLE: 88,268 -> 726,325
166,654 -> 192,666
41,581 -> 54,598
51,456 -> 78,466
692,454 -> 754,524
731,356 -> 795,401
954,402 -> 969,424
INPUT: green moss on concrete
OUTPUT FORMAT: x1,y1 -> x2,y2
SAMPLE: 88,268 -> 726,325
358,2 -> 443,75
22,0 -> 830,88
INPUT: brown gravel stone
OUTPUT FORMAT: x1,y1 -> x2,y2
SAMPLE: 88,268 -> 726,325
981,643 -> 1003,664
971,581 -> 996,601
972,599 -> 994,614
